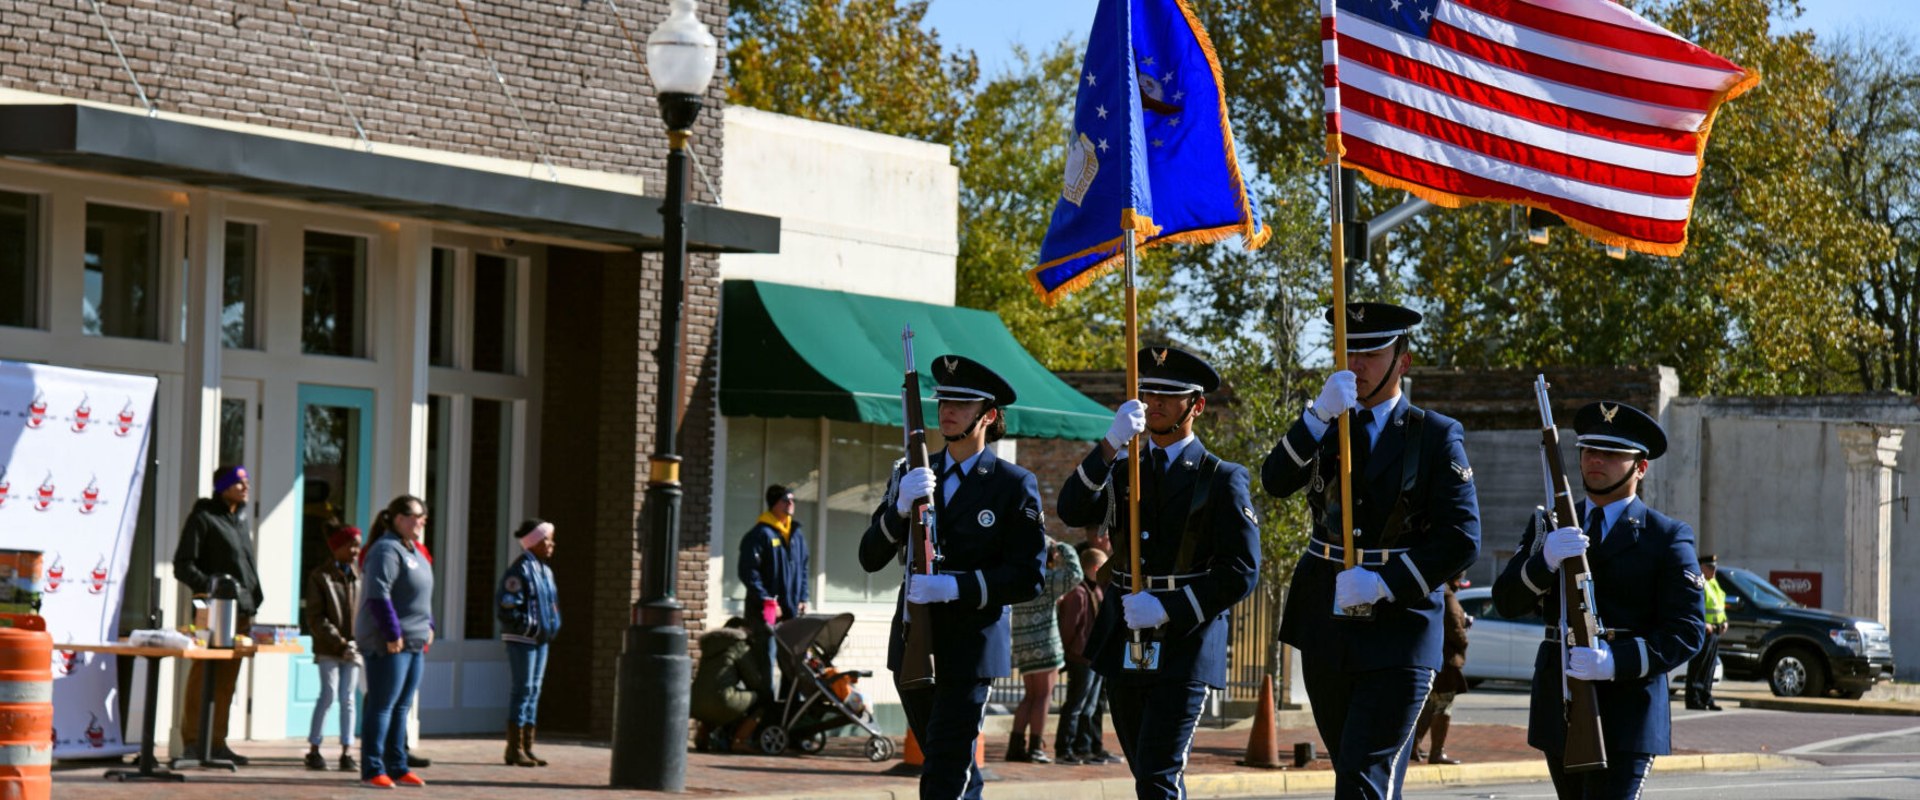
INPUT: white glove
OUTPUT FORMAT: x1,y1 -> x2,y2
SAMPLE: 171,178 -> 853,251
1567,640 -> 1616,681
1312,371 -> 1358,423
1543,526 -> 1588,572
1334,567 -> 1390,609
894,466 -> 938,516
1105,399 -> 1147,450
905,574 -> 959,605
1121,591 -> 1170,630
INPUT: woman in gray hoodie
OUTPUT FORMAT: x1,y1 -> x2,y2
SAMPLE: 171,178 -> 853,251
354,495 -> 435,788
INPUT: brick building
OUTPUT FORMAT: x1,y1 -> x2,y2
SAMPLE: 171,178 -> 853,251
0,0 -> 777,746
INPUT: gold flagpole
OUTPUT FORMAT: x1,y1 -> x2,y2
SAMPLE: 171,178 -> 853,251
1122,210 -> 1151,666
1327,152 -> 1357,577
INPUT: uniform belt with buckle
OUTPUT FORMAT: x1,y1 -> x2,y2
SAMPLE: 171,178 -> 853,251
1113,571 -> 1207,591
1304,539 -> 1407,567
1544,627 -> 1627,643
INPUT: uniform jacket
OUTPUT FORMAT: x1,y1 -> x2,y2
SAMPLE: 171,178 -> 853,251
738,516 -> 810,622
1263,399 -> 1481,672
859,446 -> 1046,680
301,560 -> 359,660
173,498 -> 266,617
498,552 -> 562,645
1057,437 -> 1260,688
1492,497 -> 1705,756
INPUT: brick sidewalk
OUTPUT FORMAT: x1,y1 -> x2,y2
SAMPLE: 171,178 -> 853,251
53,724 -> 1548,798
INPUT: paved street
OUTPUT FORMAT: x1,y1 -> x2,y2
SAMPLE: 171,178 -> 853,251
1371,760 -> 1920,799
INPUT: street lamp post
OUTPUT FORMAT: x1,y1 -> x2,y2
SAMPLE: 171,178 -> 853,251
609,0 -> 716,791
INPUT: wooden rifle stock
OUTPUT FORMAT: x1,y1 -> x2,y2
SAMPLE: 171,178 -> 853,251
898,326 -> 937,689
1536,375 -> 1607,773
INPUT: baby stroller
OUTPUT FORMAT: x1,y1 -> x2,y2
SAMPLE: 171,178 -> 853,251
750,612 -> 896,762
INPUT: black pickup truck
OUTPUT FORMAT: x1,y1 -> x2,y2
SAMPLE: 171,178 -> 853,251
1715,566 -> 1896,698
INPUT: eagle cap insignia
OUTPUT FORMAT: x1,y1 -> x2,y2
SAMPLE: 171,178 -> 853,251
1151,348 -> 1168,366
1450,460 -> 1474,482
942,356 -> 958,375
1600,403 -> 1620,424
1349,305 -> 1366,322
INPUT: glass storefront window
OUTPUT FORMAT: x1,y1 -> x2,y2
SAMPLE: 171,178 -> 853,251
425,395 -> 453,628
0,190 -> 38,329
823,421 -> 900,603
472,254 -> 517,374
463,398 -> 513,640
299,401 -> 364,632
429,248 -> 455,368
721,418 -> 821,603
222,222 -> 260,349
83,203 -> 163,340
302,231 -> 367,357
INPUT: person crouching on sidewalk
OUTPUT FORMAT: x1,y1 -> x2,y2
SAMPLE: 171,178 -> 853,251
302,525 -> 363,771
499,519 -> 561,766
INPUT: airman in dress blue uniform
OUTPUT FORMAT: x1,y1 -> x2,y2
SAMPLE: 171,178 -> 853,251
1056,347 -> 1260,800
1492,401 -> 1704,799
860,354 -> 1046,800
1264,303 -> 1481,800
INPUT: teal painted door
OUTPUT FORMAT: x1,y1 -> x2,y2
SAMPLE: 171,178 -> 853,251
287,384 -> 375,739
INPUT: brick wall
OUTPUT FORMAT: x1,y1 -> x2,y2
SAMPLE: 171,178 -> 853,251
1,0 -> 732,739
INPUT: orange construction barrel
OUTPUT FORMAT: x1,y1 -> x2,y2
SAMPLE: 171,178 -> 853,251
0,614 -> 52,800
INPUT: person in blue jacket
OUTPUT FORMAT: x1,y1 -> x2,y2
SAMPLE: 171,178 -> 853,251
738,484 -> 809,694
1493,402 -> 1704,799
498,518 -> 561,768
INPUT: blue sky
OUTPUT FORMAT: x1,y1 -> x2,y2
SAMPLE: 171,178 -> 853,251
922,1 -> 1920,79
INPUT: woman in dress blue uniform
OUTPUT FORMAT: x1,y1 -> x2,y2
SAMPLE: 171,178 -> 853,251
1492,402 -> 1704,799
1056,347 -> 1260,800
859,354 -> 1046,800
1264,303 -> 1481,800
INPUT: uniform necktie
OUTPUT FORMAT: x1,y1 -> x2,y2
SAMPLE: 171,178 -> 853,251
1347,408 -> 1374,473
943,460 -> 965,505
1586,506 -> 1606,544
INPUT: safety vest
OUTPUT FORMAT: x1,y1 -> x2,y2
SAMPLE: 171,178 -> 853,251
1703,574 -> 1727,625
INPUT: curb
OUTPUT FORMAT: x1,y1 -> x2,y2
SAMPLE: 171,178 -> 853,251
726,753 -> 1809,800
1730,696 -> 1920,717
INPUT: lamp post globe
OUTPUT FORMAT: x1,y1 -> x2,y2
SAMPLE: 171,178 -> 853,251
609,0 -> 717,791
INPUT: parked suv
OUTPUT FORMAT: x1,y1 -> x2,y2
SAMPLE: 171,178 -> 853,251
1714,566 -> 1895,698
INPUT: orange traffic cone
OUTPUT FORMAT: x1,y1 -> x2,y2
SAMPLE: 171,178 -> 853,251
904,729 -> 925,766
1239,674 -> 1284,769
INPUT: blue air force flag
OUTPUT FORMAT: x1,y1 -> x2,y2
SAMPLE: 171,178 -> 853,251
1030,0 -> 1269,305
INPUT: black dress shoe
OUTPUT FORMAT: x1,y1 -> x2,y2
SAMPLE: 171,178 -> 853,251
1706,704 -> 1724,711
407,752 -> 432,768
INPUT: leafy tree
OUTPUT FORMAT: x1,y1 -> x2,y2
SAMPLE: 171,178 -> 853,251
1826,32 -> 1920,392
726,0 -> 979,144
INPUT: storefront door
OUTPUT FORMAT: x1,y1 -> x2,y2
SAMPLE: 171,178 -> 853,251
286,384 -> 374,738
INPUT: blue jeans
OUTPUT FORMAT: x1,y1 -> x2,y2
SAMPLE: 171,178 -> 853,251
360,649 -> 423,780
309,656 -> 359,748
505,641 -> 549,726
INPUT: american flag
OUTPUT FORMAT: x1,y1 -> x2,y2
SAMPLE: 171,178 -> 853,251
1321,0 -> 1757,256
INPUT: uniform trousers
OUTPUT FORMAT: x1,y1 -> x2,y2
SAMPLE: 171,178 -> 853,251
899,677 -> 990,800
1107,678 -> 1207,800
1684,631 -> 1719,709
1302,660 -> 1434,800
1546,751 -> 1653,800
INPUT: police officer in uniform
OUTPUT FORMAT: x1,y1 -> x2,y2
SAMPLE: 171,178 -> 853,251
1056,347 -> 1259,800
1492,401 -> 1705,799
1684,554 -> 1725,711
860,354 -> 1046,800
1264,303 -> 1481,800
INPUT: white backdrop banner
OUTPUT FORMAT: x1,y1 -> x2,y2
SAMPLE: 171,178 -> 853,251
0,360 -> 156,758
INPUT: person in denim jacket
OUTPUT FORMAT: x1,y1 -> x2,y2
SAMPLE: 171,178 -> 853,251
498,519 -> 561,767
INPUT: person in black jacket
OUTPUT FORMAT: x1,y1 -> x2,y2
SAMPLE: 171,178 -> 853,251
173,464 -> 266,765
860,354 -> 1045,800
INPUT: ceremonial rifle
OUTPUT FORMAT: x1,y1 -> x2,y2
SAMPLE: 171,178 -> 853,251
897,325 -> 937,689
1536,375 -> 1607,773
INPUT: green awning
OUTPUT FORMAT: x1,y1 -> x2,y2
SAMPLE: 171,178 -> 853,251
720,280 -> 1110,441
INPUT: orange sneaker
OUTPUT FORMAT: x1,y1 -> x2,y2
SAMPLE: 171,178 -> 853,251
363,775 -> 396,789
394,772 -> 427,787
